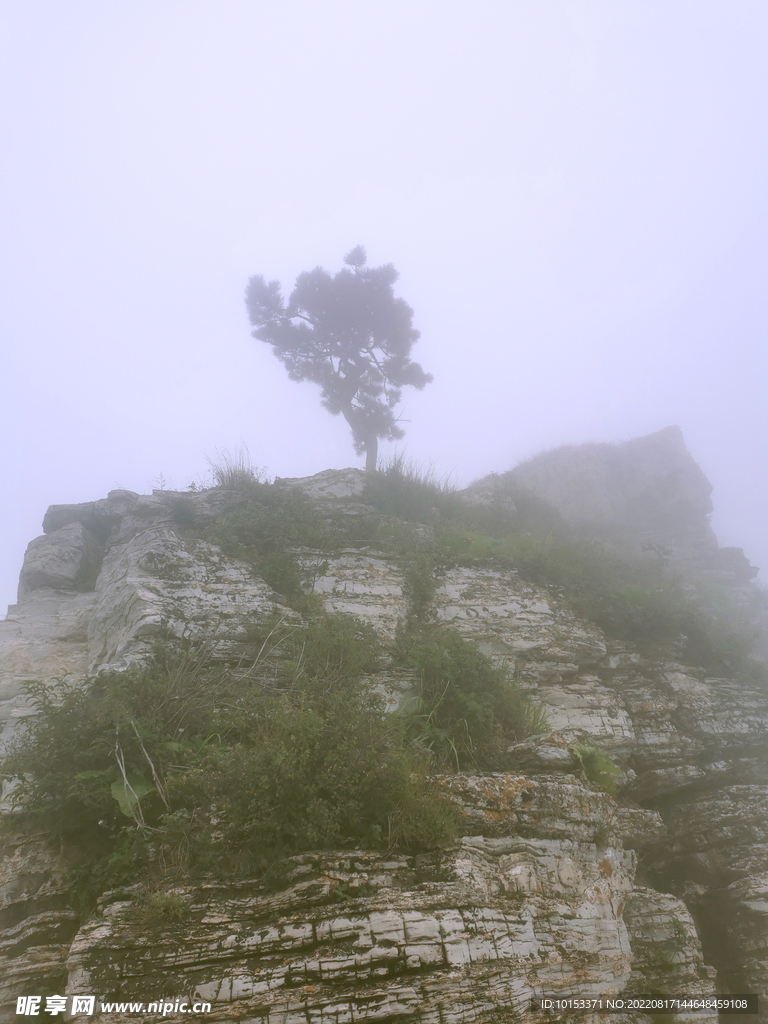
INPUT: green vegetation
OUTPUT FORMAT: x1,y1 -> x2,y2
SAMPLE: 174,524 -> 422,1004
362,453 -> 459,523
2,615 -> 457,909
127,889 -> 192,930
362,461 -> 765,679
246,248 -> 432,471
570,741 -> 623,796
205,445 -> 265,491
6,447 -> 765,922
592,819 -> 611,847
395,626 -> 547,769
178,454 -> 766,681
401,553 -> 439,623
195,488 -> 332,612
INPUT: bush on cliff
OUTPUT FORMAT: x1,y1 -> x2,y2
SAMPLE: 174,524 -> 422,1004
1,614 -> 457,907
396,626 -> 548,769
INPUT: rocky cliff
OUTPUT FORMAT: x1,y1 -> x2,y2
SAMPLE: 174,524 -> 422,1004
1,429 -> 766,1023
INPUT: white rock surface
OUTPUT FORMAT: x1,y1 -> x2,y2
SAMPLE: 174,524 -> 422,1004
2,450 -> 768,1021
299,549 -> 408,642
87,527 -> 288,669
274,468 -> 368,501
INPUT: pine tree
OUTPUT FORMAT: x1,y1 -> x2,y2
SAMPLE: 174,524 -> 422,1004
245,246 -> 432,471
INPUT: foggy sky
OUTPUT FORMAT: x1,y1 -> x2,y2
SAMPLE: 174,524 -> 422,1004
2,1 -> 767,615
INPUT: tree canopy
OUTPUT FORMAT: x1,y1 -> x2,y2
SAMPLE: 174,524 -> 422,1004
245,246 -> 432,471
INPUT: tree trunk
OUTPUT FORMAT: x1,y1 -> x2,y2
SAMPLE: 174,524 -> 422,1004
365,437 -> 378,473
339,404 -> 378,473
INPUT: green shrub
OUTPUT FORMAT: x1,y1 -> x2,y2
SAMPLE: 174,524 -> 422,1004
128,889 -> 191,929
592,820 -> 611,847
402,553 -> 438,622
183,675 -> 453,872
570,741 -> 623,796
197,489 -> 332,609
2,616 -> 454,906
395,626 -> 547,769
203,489 -> 322,557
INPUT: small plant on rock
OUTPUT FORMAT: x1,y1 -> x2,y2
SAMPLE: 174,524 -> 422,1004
570,741 -> 623,796
206,445 -> 266,492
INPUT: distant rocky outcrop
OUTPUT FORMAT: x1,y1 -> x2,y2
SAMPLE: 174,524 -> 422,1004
466,426 -> 758,586
1,430 -> 766,1022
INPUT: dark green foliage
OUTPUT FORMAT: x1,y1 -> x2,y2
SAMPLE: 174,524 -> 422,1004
396,627 -> 547,769
492,531 -> 693,642
128,889 -> 191,930
169,496 -> 197,527
246,249 -> 432,470
203,489 -> 322,557
402,553 -> 438,622
592,820 -> 611,847
2,616 -> 455,906
295,613 -> 382,680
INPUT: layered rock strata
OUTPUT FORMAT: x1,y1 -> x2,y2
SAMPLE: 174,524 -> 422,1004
1,434 -> 766,1022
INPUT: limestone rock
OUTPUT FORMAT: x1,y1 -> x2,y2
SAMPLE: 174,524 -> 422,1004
0,831 -> 77,1021
708,872 -> 768,1011
509,426 -> 717,553
87,527 -> 290,670
2,433 -> 768,1020
437,772 -> 664,848
274,468 -> 367,501
0,589 -> 94,767
42,489 -> 142,537
298,548 -> 408,643
623,888 -> 718,1023
431,565 -> 607,666
63,836 -> 636,1023
17,522 -> 103,599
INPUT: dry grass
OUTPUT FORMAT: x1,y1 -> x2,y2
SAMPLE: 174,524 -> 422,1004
205,445 -> 265,491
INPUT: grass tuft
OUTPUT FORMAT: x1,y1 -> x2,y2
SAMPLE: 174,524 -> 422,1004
206,445 -> 266,491
364,452 -> 459,523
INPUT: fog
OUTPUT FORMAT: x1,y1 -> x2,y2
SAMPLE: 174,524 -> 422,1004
2,1 -> 767,614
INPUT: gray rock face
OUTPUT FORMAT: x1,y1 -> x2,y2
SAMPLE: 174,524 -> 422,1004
297,548 -> 408,643
623,888 -> 718,1018
0,589 -> 95,758
86,527 -> 289,670
42,489 -> 143,538
61,776 -> 644,1022
274,467 -> 367,502
0,830 -> 78,1016
467,427 -> 760,591
17,521 -> 102,599
1,450 -> 767,1022
509,426 -> 716,550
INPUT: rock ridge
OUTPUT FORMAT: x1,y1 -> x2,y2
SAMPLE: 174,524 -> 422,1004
1,431 -> 766,1021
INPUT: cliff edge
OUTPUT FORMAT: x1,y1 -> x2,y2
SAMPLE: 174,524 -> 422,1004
1,430 -> 766,1023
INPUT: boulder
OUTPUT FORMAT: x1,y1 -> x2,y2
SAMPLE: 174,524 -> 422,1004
17,522 -> 103,599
